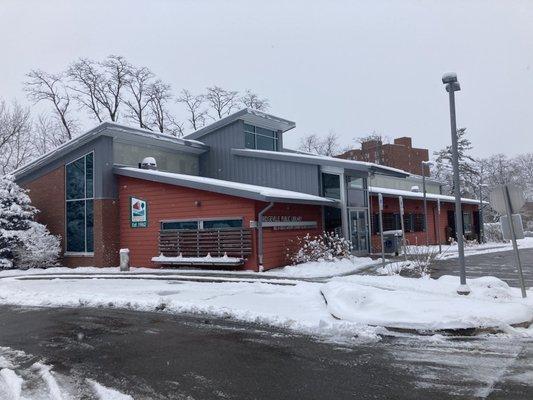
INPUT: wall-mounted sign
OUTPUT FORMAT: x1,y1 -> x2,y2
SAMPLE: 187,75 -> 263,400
130,197 -> 148,228
249,216 -> 317,230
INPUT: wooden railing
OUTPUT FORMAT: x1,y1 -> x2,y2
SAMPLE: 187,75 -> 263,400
158,228 -> 253,259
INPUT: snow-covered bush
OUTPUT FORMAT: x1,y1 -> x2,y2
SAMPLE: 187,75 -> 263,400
484,222 -> 505,243
287,232 -> 352,264
0,175 -> 60,269
400,245 -> 440,277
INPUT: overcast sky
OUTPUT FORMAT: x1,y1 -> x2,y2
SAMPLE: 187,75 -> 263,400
1,0 -> 532,158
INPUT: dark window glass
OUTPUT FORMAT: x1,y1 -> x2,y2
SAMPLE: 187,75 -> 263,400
85,153 -> 93,198
86,200 -> 94,252
382,213 -> 396,231
161,221 -> 199,230
413,214 -> 425,232
256,127 -> 276,137
203,219 -> 242,229
244,124 -> 255,133
245,132 -> 255,149
347,189 -> 366,207
66,157 -> 85,200
66,201 -> 85,252
322,173 -> 340,199
256,135 -> 276,151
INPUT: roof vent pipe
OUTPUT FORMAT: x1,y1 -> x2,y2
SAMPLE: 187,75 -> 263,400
140,157 -> 157,170
411,185 -> 420,192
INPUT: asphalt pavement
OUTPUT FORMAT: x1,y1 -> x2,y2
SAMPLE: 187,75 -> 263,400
430,248 -> 533,288
1,304 -> 532,399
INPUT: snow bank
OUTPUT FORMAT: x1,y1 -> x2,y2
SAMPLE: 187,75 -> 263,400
266,257 -> 378,278
0,368 -> 22,400
429,237 -> 533,260
322,275 -> 533,331
87,379 -> 133,400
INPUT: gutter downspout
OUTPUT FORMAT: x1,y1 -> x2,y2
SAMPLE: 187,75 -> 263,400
257,202 -> 275,272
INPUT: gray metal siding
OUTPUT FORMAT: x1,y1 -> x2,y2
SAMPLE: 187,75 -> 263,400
200,120 -> 320,195
16,135 -> 115,199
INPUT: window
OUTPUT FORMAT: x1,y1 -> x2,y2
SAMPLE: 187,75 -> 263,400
463,211 -> 473,234
373,213 -> 424,234
322,173 -> 341,199
65,153 -> 94,253
244,124 -> 278,151
346,175 -> 367,207
161,219 -> 243,230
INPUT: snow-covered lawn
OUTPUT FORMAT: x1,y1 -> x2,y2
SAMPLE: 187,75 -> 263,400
264,256 -> 379,278
0,271 -> 532,339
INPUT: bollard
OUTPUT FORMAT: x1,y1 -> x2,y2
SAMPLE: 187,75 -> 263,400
119,248 -> 130,271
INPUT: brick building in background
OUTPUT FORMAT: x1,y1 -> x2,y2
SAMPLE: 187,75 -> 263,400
337,137 -> 430,176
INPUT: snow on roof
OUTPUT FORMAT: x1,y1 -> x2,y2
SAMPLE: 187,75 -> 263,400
14,122 -> 207,179
232,148 -> 409,177
369,186 -> 484,205
114,167 -> 338,206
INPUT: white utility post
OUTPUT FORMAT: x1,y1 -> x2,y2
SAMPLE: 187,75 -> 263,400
378,193 -> 385,269
399,196 -> 407,261
436,199 -> 442,253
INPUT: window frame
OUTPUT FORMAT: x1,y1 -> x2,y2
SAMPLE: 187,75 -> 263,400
64,152 -> 95,255
160,217 -> 244,231
244,124 -> 278,151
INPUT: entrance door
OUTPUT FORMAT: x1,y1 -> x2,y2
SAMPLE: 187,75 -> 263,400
349,209 -> 369,255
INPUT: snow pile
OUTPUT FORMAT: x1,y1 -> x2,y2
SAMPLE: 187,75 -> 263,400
268,257 -> 378,278
321,275 -> 533,331
87,379 -> 133,400
0,368 -> 22,400
429,237 -> 533,260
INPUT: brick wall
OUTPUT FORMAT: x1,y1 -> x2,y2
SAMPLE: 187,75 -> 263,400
22,165 -> 119,268
259,202 -> 323,270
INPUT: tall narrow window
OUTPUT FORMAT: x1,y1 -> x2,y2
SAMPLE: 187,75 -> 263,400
66,153 -> 94,253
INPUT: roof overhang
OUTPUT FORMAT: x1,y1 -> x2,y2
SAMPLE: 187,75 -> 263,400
232,148 -> 410,178
13,122 -> 208,181
369,186 -> 487,205
185,108 -> 296,140
114,166 -> 338,206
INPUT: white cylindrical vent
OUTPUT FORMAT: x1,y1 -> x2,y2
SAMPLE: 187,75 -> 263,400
411,185 -> 420,192
119,248 -> 130,271
140,157 -> 157,170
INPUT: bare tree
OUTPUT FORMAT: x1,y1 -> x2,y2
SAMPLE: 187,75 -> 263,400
32,114 -> 71,155
0,100 -> 34,174
298,132 -> 340,156
147,80 -> 183,135
96,55 -> 130,122
123,66 -> 154,129
24,70 -> 76,139
176,89 -> 207,131
67,58 -> 105,122
205,86 -> 239,119
240,90 -> 269,111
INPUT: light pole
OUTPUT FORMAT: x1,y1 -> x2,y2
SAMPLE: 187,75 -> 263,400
477,163 -> 488,244
442,72 -> 469,295
421,160 -> 434,246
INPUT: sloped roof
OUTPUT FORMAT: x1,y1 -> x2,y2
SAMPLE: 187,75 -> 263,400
114,166 -> 338,206
231,148 -> 410,177
185,108 -> 296,140
369,186 -> 484,205
14,122 -> 208,180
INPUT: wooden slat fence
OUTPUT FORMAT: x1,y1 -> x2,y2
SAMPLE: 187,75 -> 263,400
158,228 -> 253,259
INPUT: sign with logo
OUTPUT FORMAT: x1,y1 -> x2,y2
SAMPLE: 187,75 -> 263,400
130,197 -> 148,228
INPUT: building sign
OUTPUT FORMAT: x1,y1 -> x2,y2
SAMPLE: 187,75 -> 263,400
249,216 -> 317,230
130,197 -> 148,228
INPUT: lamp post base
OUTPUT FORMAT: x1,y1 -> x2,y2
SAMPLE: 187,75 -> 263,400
457,284 -> 471,295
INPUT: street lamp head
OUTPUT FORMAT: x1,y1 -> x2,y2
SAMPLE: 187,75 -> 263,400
421,160 -> 434,166
445,81 -> 461,93
442,72 -> 458,84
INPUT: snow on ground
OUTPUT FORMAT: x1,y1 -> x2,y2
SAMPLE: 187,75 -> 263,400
265,257 -> 379,278
0,368 -> 22,400
87,379 -> 133,400
424,237 -> 533,260
322,274 -> 533,330
0,256 -> 380,280
0,276 -> 384,343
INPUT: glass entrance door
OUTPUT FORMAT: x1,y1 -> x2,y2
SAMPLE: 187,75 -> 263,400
349,209 -> 369,255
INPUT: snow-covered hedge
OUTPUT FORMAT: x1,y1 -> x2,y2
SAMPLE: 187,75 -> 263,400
287,232 -> 352,264
0,175 -> 60,269
484,222 -> 505,243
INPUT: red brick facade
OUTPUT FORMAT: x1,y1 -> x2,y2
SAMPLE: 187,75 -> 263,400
22,166 -> 119,268
338,137 -> 430,176
118,176 -> 323,271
